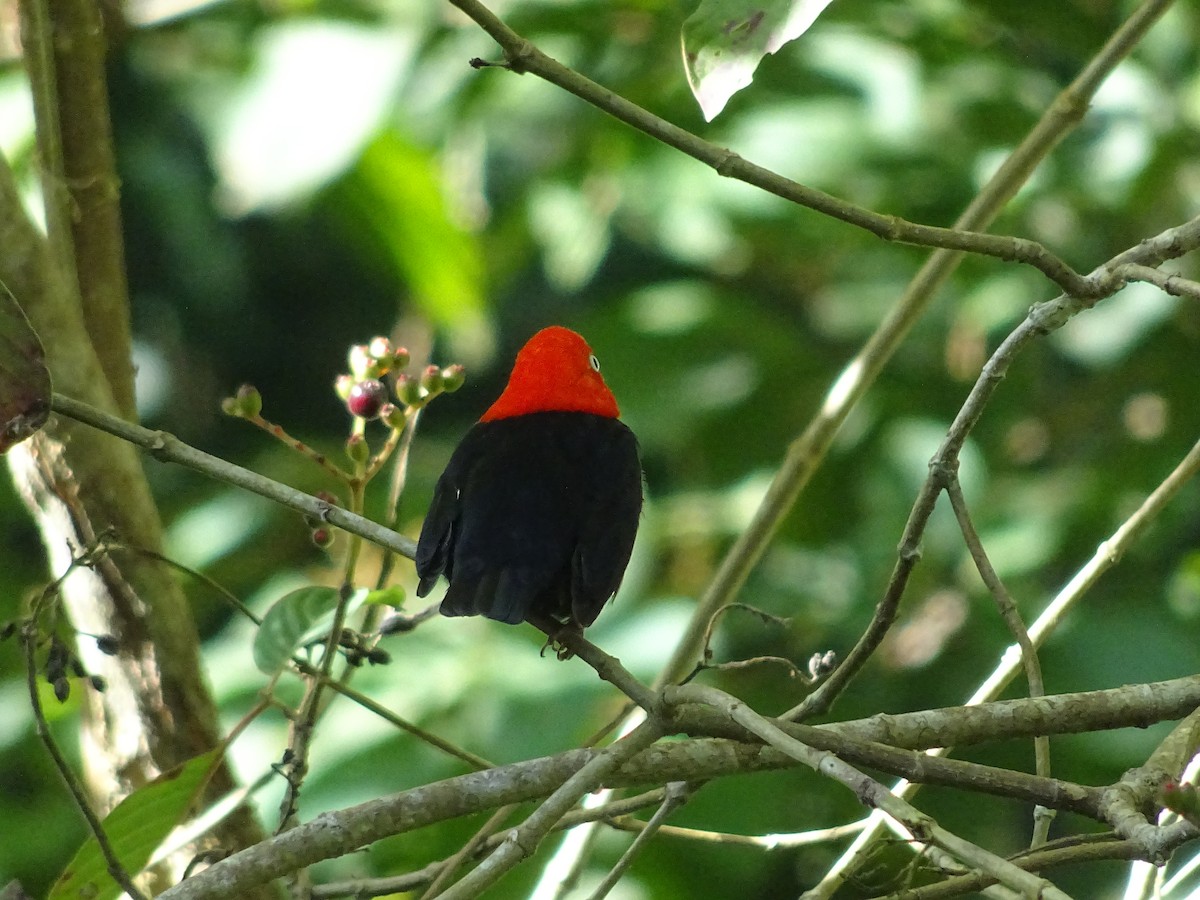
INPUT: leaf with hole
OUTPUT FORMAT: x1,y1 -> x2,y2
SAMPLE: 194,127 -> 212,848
682,0 -> 836,120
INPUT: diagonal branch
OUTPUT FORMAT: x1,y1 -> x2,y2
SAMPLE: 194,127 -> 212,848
789,212 -> 1200,725
49,392 -> 417,558
451,0 -> 1101,295
668,683 -> 1075,900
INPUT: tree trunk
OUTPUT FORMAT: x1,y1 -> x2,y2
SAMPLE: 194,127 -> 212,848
3,3 -> 275,895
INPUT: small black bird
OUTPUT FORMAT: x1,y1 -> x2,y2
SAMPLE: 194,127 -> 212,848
416,326 -> 643,627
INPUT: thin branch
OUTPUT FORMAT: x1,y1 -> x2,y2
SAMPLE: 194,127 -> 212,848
970,430 -> 1200,705
1116,264 -> 1200,301
944,477 -> 1053,846
421,805 -> 517,898
237,411 -> 351,483
789,213 -> 1200,725
585,781 -> 692,900
302,666 -> 494,771
450,0 -> 1100,295
606,816 -> 868,849
49,392 -> 417,559
434,719 -> 666,900
20,585 -> 148,900
668,684 -> 1074,900
528,614 -> 658,712
310,792 -> 671,899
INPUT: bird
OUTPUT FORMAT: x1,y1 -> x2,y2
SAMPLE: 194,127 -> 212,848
415,326 -> 643,628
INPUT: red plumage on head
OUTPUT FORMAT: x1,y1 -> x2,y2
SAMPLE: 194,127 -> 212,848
480,326 -> 619,422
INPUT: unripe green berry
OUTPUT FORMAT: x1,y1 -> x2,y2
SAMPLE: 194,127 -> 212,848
345,433 -> 370,465
381,403 -> 407,430
222,384 -> 263,418
395,374 -> 424,407
334,374 -> 355,401
392,346 -> 410,370
368,336 -> 393,361
419,365 -> 444,395
441,364 -> 466,393
349,344 -> 385,380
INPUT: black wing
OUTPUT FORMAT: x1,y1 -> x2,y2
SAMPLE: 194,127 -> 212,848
568,418 -> 642,626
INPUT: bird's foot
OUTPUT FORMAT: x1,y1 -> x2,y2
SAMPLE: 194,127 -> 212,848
538,621 -> 583,660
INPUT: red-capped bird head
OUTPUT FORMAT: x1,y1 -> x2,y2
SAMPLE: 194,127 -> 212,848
480,326 -> 619,422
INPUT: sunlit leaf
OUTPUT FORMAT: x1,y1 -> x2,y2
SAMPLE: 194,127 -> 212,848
0,282 -> 51,454
364,585 -> 406,607
253,585 -> 367,674
682,0 -> 836,120
213,21 -> 412,213
332,132 -> 491,360
48,749 -> 221,900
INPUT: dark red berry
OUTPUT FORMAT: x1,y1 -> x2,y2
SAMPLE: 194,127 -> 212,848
347,379 -> 388,419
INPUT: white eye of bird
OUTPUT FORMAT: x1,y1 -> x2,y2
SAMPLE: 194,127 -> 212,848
589,354 -> 601,372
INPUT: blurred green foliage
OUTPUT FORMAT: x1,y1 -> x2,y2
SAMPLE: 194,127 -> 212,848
2,0 -> 1200,897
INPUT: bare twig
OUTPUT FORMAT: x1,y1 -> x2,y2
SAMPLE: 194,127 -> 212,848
237,411 -> 350,483
449,0 -> 1100,295
585,781 -> 692,900
420,805 -> 517,898
668,684 -> 1074,900
50,392 -> 417,559
789,213 -> 1200,726
971,431 -> 1200,705
435,719 -> 666,899
606,816 -> 868,848
944,478 -> 1053,846
20,583 -> 148,900
301,666 -> 494,770
527,614 -> 658,712
310,792 -> 672,898
1115,264 -> 1200,301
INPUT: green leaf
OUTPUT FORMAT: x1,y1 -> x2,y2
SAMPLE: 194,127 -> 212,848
252,585 -> 367,674
0,282 -> 51,453
48,749 -> 221,900
682,0 -> 836,120
363,585 -> 406,607
331,131 -> 490,358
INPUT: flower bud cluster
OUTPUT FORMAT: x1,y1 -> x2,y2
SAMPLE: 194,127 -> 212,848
335,337 -> 465,422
